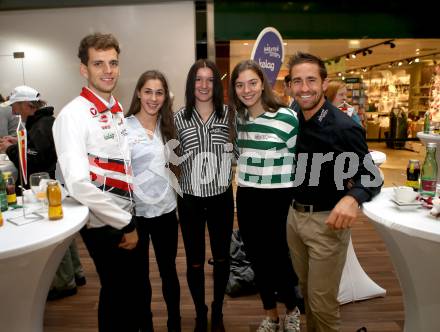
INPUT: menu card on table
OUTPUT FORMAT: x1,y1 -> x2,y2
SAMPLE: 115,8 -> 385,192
6,207 -> 44,226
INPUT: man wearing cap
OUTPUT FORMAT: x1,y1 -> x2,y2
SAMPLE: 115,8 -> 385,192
0,94 -> 19,138
0,85 -> 86,302
52,33 -> 149,332
0,85 -> 57,183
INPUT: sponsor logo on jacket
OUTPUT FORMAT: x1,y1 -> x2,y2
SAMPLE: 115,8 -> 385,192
104,132 -> 115,140
90,107 -> 98,117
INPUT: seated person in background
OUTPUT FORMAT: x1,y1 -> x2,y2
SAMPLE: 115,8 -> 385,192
283,74 -> 297,110
0,85 -> 85,300
0,94 -> 19,138
47,240 -> 86,300
0,86 -> 57,183
325,80 -> 362,126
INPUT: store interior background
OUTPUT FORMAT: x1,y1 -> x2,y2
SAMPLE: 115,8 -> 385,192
229,38 -> 440,141
208,1 -> 440,188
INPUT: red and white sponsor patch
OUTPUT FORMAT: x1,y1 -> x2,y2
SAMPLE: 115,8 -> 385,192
99,114 -> 108,123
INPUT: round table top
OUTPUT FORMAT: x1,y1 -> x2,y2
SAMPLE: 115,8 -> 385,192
363,187 -> 440,243
0,198 -> 89,259
417,131 -> 440,142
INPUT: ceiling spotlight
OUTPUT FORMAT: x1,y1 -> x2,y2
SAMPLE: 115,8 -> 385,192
351,53 -> 356,59
408,59 -> 414,65
384,40 -> 396,48
388,63 -> 393,68
415,58 -> 420,63
338,72 -> 342,77
362,68 -> 367,72
398,61 -> 403,66
342,76 -> 346,80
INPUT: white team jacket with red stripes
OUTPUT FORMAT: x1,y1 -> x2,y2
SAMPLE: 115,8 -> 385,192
53,87 -> 133,229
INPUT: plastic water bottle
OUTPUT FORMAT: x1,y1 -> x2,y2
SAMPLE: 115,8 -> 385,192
0,171 -> 9,211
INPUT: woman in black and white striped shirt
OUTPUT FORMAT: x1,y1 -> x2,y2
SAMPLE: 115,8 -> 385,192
174,59 -> 235,332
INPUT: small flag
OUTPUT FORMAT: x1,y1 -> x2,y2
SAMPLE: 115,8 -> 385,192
16,116 -> 27,185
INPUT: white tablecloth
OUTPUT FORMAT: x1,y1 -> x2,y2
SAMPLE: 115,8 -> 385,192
363,187 -> 440,332
0,198 -> 89,332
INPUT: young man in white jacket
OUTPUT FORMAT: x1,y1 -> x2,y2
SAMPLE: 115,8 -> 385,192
53,33 -> 150,332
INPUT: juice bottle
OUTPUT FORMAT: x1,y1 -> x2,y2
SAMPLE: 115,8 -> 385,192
47,180 -> 63,220
3,172 -> 17,205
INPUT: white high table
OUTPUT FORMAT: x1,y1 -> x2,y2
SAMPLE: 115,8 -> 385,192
363,187 -> 440,332
337,150 -> 387,304
0,198 -> 89,332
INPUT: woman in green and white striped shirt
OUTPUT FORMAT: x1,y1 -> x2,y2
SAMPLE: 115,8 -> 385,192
229,60 -> 301,332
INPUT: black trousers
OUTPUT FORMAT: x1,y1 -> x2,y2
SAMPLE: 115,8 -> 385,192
135,210 -> 181,328
236,186 -> 299,311
80,225 -> 151,332
177,185 -> 234,317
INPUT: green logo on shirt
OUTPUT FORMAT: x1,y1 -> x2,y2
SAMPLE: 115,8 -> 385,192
104,132 -> 115,140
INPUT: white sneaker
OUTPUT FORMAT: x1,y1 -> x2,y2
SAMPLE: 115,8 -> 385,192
284,307 -> 300,332
256,317 -> 282,332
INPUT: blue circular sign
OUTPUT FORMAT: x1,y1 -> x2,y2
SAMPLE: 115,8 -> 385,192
251,27 -> 284,87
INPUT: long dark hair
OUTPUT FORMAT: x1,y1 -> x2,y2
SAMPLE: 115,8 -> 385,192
229,60 -> 285,119
184,59 -> 224,120
126,70 -> 176,143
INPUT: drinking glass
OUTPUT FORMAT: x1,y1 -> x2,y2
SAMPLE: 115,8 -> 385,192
29,172 -> 50,210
